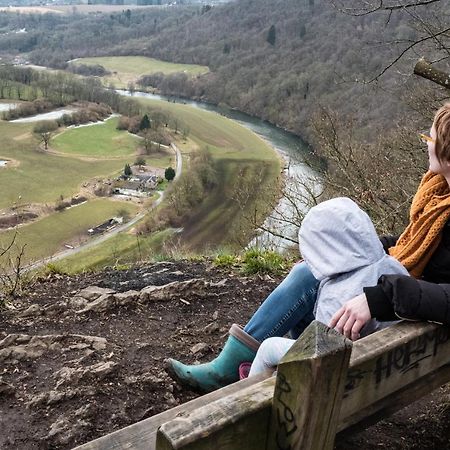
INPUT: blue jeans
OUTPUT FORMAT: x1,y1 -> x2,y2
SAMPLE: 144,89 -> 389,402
244,261 -> 319,342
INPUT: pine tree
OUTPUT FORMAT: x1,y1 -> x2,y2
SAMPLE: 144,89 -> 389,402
267,25 -> 276,46
139,114 -> 150,131
124,163 -> 132,177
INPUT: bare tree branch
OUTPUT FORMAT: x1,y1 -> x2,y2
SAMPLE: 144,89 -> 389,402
366,26 -> 450,82
332,0 -> 442,16
414,57 -> 450,88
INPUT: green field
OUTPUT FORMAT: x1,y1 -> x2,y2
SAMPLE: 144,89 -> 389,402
52,116 -> 139,157
52,228 -> 175,273
139,98 -> 277,162
0,121 -> 130,209
73,56 -> 209,88
0,199 -> 138,264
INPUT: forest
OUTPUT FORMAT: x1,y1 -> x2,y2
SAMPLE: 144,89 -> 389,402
0,0 -> 448,140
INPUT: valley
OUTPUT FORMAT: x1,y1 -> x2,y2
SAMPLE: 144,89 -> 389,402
0,62 -> 283,271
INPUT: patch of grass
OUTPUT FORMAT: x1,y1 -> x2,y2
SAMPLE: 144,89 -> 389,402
142,150 -> 174,169
213,253 -> 239,268
241,248 -> 288,275
0,199 -> 138,264
52,116 -> 138,157
74,56 -> 209,88
54,228 -> 174,273
0,121 -> 129,209
44,262 -> 67,275
156,179 -> 169,191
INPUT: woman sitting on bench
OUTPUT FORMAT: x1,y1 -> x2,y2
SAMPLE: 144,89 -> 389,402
166,103 -> 450,391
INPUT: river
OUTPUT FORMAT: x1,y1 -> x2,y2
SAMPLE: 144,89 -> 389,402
119,90 -> 321,251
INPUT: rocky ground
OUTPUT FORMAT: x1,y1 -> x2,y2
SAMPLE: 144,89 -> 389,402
0,260 -> 449,449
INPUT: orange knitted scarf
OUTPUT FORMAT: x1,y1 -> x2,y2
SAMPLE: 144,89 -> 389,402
389,171 -> 450,278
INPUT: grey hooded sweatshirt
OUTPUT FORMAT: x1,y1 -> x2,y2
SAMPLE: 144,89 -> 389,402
299,197 -> 409,336
249,197 -> 410,377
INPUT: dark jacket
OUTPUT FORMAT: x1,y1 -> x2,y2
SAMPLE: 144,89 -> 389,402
364,222 -> 450,325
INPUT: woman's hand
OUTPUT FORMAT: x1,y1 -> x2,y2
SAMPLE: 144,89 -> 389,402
329,293 -> 371,341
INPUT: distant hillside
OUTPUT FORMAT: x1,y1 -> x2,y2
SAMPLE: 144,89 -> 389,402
0,0 -> 446,138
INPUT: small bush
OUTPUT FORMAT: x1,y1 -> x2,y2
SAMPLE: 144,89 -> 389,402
241,248 -> 287,275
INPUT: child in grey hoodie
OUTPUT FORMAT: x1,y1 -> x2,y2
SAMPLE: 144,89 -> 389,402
249,197 -> 409,376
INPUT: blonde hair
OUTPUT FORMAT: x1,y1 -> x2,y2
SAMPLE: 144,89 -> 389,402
434,103 -> 450,162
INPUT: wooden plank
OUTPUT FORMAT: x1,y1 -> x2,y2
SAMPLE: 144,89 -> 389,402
156,377 -> 275,450
338,322 -> 450,430
266,321 -> 352,450
73,371 -> 272,450
338,363 -> 450,434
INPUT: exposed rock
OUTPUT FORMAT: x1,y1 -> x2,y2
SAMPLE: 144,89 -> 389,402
18,304 -> 42,318
54,360 -> 117,387
0,343 -> 46,363
90,361 -> 117,379
76,290 -> 138,313
70,296 -> 89,309
113,290 -> 139,305
0,334 -> 108,364
190,343 -> 209,354
210,279 -> 227,287
0,334 -> 31,347
77,286 -> 116,301
140,279 -> 208,302
75,293 -> 116,313
204,322 -> 220,334
48,417 -> 68,438
81,335 -> 107,351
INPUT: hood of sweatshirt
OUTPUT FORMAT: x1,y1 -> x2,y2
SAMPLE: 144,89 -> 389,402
298,197 -> 409,336
298,197 -> 386,281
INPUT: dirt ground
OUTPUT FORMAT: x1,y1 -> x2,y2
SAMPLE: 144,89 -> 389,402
0,260 -> 449,449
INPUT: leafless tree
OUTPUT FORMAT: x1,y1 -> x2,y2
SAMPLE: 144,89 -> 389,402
0,232 -> 28,302
332,0 -> 450,82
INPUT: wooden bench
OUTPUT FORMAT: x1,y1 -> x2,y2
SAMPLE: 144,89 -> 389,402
75,320 -> 450,450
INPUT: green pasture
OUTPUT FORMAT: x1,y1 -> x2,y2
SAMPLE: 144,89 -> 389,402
0,121 -> 129,209
140,98 -> 278,162
0,92 -> 281,268
73,56 -> 209,88
0,199 -> 138,264
52,116 -> 139,157
52,228 -> 174,273
135,150 -> 173,169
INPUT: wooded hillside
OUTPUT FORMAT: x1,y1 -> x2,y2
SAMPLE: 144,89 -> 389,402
1,0 -> 447,139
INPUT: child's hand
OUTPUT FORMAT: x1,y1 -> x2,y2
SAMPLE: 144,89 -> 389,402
329,293 -> 371,341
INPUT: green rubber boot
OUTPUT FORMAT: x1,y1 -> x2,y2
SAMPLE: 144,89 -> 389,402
166,324 -> 260,393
